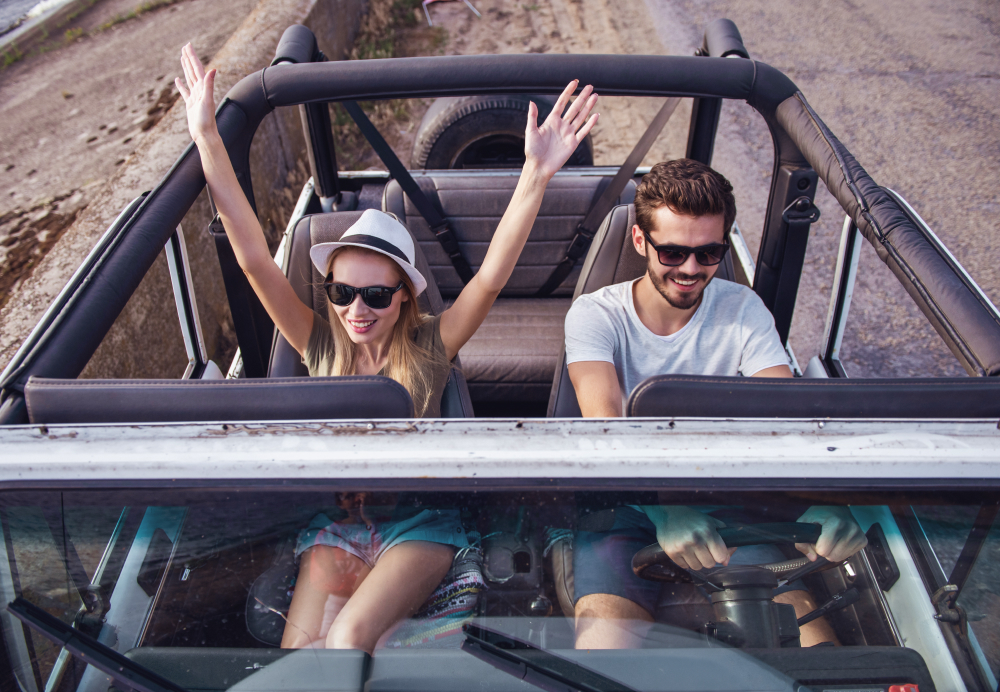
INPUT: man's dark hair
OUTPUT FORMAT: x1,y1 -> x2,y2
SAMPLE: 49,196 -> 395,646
634,159 -> 737,240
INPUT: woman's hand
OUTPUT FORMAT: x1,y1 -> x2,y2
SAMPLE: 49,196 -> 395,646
525,80 -> 599,180
175,43 -> 218,144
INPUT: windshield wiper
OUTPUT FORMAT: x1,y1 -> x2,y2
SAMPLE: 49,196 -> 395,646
462,622 -> 637,692
7,597 -> 190,692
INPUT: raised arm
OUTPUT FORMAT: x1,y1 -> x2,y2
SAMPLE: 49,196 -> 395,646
439,80 -> 599,360
176,44 -> 314,355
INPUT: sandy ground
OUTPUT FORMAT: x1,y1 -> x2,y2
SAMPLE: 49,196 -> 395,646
0,0 -> 258,311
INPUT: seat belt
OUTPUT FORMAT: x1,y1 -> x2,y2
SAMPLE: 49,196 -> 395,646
536,97 -> 682,297
342,101 -> 475,284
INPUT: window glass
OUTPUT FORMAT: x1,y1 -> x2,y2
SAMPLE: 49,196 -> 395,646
2,488 -> 997,692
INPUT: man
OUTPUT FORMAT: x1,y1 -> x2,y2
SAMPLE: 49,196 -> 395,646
564,159 -> 867,648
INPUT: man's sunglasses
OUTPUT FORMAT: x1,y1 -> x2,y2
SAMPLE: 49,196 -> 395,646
642,230 -> 730,267
323,275 -> 405,309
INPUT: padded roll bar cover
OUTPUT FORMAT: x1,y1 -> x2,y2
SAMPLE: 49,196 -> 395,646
703,19 -> 750,59
777,93 -> 1000,376
270,24 -> 319,66
627,375 -> 1000,418
25,376 -> 415,424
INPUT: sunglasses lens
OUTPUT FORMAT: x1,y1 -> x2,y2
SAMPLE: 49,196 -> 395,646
327,284 -> 355,306
362,288 -> 394,310
695,246 -> 727,266
657,249 -> 689,266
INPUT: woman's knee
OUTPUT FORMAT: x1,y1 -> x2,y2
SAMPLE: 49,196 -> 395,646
326,610 -> 380,652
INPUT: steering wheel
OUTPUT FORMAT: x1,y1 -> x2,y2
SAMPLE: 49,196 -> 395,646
631,522 -> 838,584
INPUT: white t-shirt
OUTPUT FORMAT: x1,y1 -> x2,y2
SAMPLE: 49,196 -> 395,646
564,278 -> 789,403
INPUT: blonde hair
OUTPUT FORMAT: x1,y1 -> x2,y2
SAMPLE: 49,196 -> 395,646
325,247 -> 447,417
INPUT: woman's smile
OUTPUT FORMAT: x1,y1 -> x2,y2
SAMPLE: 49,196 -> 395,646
347,318 -> 377,333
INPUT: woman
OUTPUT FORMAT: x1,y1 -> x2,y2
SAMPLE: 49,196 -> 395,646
178,46 -> 597,652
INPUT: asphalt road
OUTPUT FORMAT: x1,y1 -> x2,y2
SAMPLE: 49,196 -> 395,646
643,0 -> 999,377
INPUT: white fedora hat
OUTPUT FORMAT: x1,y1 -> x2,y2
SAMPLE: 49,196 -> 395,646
309,209 -> 428,296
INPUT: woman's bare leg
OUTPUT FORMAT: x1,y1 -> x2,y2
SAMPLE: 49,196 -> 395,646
281,546 -> 372,648
326,541 -> 454,653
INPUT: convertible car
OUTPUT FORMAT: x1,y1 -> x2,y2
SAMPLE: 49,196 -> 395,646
1,20 -> 998,692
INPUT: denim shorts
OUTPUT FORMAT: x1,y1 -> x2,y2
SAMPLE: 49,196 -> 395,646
295,508 -> 470,568
573,506 -> 805,615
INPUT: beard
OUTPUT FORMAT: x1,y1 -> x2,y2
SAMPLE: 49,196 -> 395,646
648,263 -> 710,310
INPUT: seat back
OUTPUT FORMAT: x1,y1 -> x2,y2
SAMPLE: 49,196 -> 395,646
627,375 -> 1000,418
383,172 -> 636,297
270,211 -> 473,417
547,204 -> 737,416
24,375 -> 414,424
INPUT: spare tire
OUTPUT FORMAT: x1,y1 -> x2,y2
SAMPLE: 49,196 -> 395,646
411,94 -> 593,169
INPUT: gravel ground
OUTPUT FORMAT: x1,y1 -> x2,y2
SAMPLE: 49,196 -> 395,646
0,0 -> 257,311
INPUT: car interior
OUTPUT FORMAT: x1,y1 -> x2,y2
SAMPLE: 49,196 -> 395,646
7,487 -> 995,692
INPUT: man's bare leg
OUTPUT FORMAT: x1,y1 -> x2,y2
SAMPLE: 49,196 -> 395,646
775,590 -> 839,646
574,593 -> 654,649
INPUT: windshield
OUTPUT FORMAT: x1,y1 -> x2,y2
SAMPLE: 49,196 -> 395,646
2,487 -> 997,692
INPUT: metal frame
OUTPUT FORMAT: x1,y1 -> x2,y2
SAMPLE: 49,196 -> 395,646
0,507 -> 40,692
727,221 -> 803,376
73,507 -> 187,692
1,418 -> 998,486
40,507 -> 131,692
728,221 -> 756,288
818,215 -> 863,378
897,506 -> 999,691
165,225 -> 209,379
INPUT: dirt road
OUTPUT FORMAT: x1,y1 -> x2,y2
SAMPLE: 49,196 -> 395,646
424,0 -> 999,377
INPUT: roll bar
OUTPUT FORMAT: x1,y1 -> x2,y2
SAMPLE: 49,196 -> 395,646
2,23 -> 997,410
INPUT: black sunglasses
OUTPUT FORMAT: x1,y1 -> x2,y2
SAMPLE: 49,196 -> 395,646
642,230 -> 730,267
323,275 -> 405,309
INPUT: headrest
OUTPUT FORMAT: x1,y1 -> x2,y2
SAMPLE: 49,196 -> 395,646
627,375 -> 1000,418
25,376 -> 414,424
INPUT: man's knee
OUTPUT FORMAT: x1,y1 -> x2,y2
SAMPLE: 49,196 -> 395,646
575,593 -> 652,621
574,593 -> 654,650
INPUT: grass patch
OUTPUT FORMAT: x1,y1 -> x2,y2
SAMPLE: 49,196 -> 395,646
2,44 -> 23,68
96,0 -> 183,32
64,27 -> 84,42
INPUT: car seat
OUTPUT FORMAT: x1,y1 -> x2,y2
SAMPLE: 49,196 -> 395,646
384,173 -> 636,408
268,210 -> 474,417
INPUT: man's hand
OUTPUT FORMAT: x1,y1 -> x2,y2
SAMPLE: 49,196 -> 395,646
525,80 -> 599,180
643,506 -> 736,571
795,506 -> 868,563
175,42 -> 219,144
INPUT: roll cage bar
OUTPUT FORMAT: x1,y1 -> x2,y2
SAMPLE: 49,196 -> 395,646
2,21 -> 999,420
